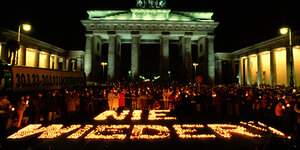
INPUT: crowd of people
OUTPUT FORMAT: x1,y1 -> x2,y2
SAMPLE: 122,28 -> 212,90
0,82 -> 300,138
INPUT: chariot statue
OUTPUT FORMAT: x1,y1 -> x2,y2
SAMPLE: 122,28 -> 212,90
136,0 -> 166,8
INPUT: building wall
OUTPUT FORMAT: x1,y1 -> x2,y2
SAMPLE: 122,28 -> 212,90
249,55 -> 257,85
293,47 -> 300,87
275,48 -> 287,86
0,28 -> 84,72
216,34 -> 300,87
261,52 -> 270,85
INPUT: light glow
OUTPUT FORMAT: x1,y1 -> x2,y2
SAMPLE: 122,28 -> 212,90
280,27 -> 289,35
67,125 -> 93,139
131,110 -> 142,120
8,123 -> 288,140
7,124 -> 46,139
94,110 -> 130,121
173,124 -> 216,139
268,126 -> 285,137
208,124 -> 262,139
148,110 -> 176,120
240,121 -> 267,132
22,24 -> 31,31
38,124 -> 81,139
85,125 -> 130,140
130,125 -> 170,140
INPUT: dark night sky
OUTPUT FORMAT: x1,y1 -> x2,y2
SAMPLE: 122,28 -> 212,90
1,0 -> 300,52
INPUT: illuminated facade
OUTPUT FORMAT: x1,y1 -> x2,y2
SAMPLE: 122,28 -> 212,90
215,33 -> 300,87
0,27 -> 84,72
81,2 -> 219,84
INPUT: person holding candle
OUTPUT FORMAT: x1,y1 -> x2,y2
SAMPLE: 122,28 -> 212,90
16,95 -> 28,128
0,94 -> 13,129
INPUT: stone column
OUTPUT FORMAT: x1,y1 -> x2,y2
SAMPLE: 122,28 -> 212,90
50,55 -> 55,69
107,32 -> 121,82
84,34 -> 93,81
239,57 -> 244,85
131,32 -> 141,82
77,57 -> 82,71
197,38 -> 208,80
270,50 -> 277,86
160,33 -> 169,82
178,37 -> 185,82
18,46 -> 26,66
54,56 -> 59,70
66,58 -> 70,71
247,55 -> 252,85
257,53 -> 263,86
93,36 -> 102,82
181,33 -> 192,82
71,60 -> 76,71
232,59 -> 237,83
34,50 -> 40,68
207,35 -> 215,86
46,52 -> 50,69
62,57 -> 66,70
216,59 -> 222,84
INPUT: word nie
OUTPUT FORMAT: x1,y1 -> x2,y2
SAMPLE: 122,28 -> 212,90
93,110 -> 176,121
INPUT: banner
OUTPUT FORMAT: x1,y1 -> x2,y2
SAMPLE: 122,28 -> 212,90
12,66 -> 85,92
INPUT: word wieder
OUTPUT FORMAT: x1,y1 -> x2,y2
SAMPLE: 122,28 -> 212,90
8,110 -> 290,140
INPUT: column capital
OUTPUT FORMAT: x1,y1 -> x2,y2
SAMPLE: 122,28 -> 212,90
207,34 -> 215,39
107,31 -> 117,36
184,32 -> 193,38
131,31 -> 141,39
85,32 -> 93,37
161,32 -> 170,37
131,31 -> 140,35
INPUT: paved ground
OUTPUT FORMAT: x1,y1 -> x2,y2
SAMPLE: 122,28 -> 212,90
0,110 -> 297,150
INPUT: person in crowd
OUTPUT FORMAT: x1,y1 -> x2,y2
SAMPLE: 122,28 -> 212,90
47,91 -> 58,122
81,92 -> 92,112
225,89 -> 233,116
252,98 -> 261,120
23,94 -> 33,124
32,92 -> 46,123
108,88 -> 119,111
232,90 -> 241,117
0,94 -> 13,129
275,101 -> 284,124
16,95 -> 28,127
215,89 -> 223,116
131,90 -> 137,110
138,91 -> 146,110
162,89 -> 170,110
64,90 -> 77,123
119,88 -> 126,111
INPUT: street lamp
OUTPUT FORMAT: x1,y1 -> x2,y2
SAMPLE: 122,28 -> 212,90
101,62 -> 108,80
11,24 -> 31,65
193,63 -> 198,77
18,24 -> 31,42
279,27 -> 294,87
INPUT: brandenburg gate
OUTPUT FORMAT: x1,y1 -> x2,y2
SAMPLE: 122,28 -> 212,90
81,0 -> 219,84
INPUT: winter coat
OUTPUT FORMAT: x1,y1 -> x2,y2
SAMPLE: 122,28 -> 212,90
108,92 -> 119,109
119,93 -> 125,107
65,95 -> 76,112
